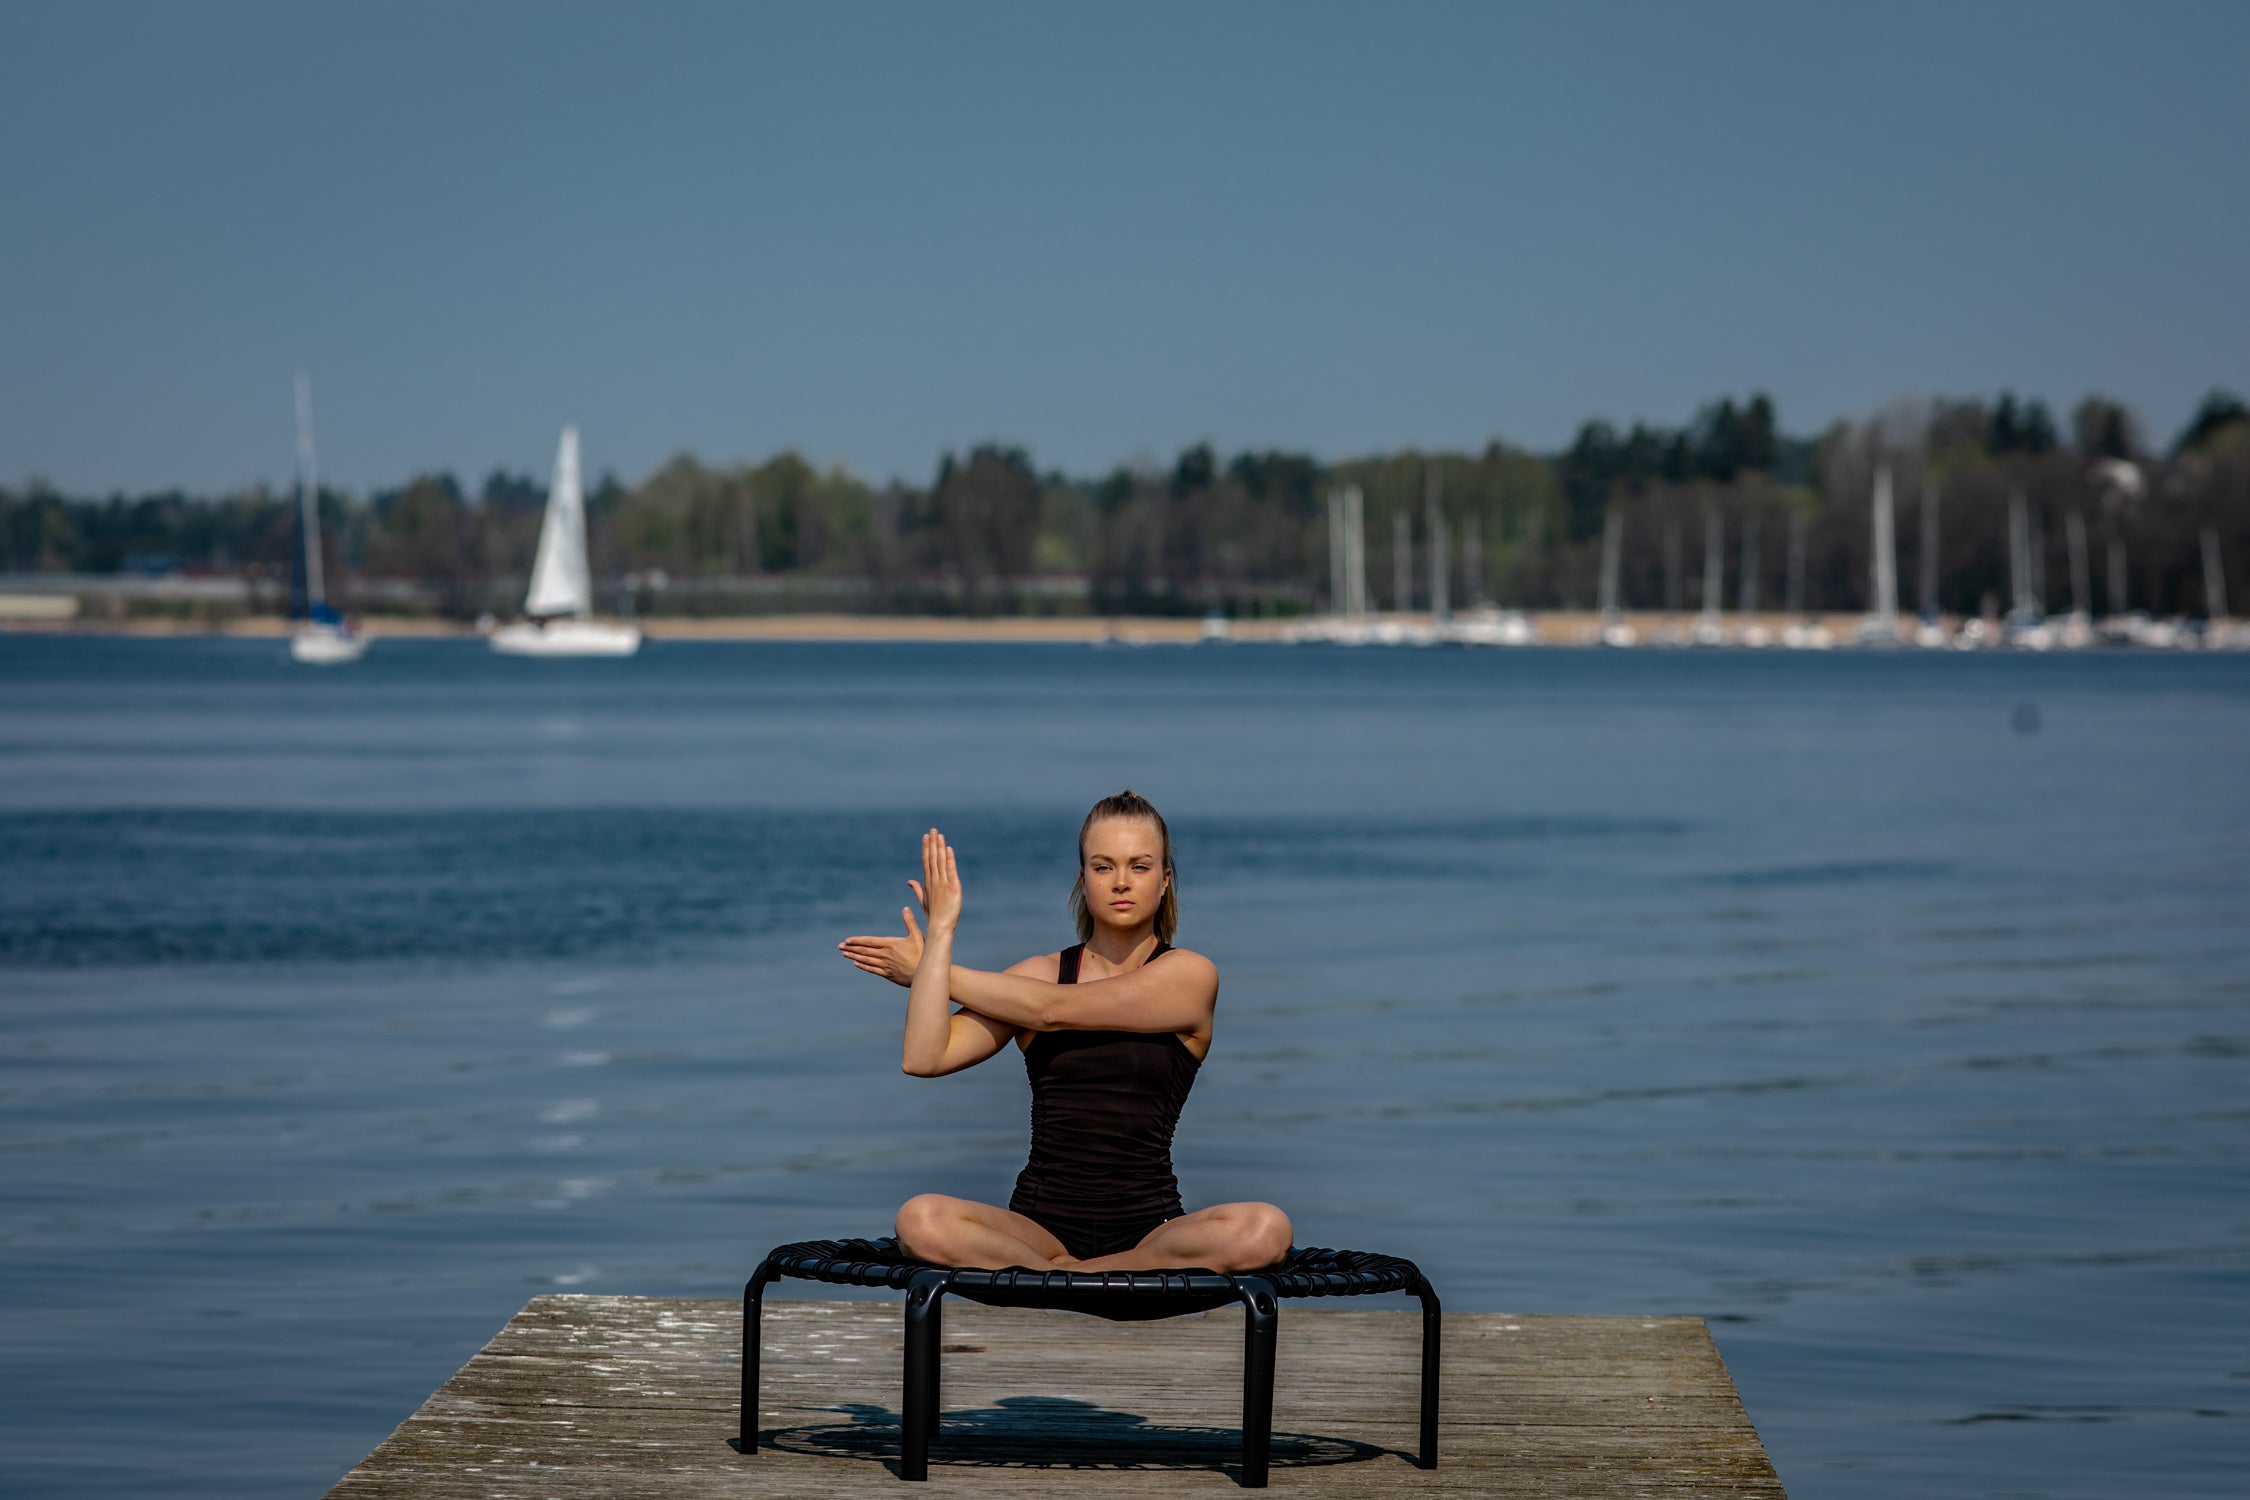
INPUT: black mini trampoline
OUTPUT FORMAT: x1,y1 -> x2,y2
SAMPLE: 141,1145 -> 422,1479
740,1236 -> 1440,1487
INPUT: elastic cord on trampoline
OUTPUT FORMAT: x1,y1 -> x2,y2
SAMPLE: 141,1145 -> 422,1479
740,1236 -> 1441,1487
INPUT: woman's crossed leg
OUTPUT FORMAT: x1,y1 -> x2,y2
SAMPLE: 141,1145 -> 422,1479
895,1194 -> 1291,1274
894,1194 -> 1071,1271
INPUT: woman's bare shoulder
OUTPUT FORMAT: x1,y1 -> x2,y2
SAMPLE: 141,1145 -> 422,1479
1150,946 -> 1218,982
1004,951 -> 1065,979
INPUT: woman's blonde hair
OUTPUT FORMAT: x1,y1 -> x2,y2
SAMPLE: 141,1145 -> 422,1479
1068,789 -> 1177,943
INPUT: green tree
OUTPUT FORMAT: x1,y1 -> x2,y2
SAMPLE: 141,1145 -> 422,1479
2071,397 -> 2138,459
930,445 -> 1041,611
1559,421 -> 1622,541
2173,389 -> 2250,456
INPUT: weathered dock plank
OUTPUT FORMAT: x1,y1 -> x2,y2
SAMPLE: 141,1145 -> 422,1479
326,1295 -> 1785,1497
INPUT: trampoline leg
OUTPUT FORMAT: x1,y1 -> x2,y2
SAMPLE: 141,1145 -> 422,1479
1237,1276 -> 1278,1488
1413,1274 -> 1442,1469
923,1283 -> 944,1438
739,1258 -> 779,1455
900,1270 -> 948,1481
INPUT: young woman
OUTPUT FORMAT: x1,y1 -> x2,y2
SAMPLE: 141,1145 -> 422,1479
838,791 -> 1292,1274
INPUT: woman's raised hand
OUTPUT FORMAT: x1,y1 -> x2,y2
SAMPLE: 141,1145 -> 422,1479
835,830 -> 960,984
919,828 -> 963,931
838,902 -> 924,986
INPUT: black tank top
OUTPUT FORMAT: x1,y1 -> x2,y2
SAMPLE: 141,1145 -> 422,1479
1007,943 -> 1201,1230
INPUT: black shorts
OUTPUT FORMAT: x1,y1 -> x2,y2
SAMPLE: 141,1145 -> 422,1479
1029,1211 -> 1167,1261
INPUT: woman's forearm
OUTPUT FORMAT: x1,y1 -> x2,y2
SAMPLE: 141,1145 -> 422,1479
947,953 -> 1216,1035
902,923 -> 959,1072
948,966 -> 1067,1029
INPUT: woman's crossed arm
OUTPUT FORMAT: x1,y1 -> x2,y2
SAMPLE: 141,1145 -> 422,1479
949,953 -> 1216,1035
843,916 -> 1215,1047
845,828 -> 1215,1075
894,830 -> 1018,1077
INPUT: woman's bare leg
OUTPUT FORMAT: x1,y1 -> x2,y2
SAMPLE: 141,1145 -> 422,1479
1067,1202 -> 1293,1274
894,1193 -> 1074,1270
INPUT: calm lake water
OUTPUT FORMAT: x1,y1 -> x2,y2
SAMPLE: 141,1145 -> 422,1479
1,636 -> 2244,1498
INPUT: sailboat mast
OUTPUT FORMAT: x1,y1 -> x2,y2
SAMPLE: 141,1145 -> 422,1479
1738,511 -> 1760,615
2008,490 -> 2032,620
1393,509 -> 1412,614
2067,511 -> 2092,618
1424,461 -> 1449,622
1785,508 -> 1807,617
1346,485 -> 1368,617
294,373 -> 325,610
1462,511 -> 1483,608
2028,508 -> 2046,614
1701,498 -> 1723,631
1327,490 -> 1346,616
1872,464 -> 1898,629
1918,480 -> 1940,620
1598,509 -> 1623,619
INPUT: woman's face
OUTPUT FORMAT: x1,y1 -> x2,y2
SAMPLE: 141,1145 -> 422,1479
1081,816 -> 1168,934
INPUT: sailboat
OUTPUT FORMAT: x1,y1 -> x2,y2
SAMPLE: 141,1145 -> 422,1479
489,427 -> 642,657
287,374 -> 368,665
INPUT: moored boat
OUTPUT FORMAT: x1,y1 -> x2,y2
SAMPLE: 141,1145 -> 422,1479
286,375 -> 368,665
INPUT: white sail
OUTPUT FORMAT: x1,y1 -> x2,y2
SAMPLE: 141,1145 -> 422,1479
524,426 -> 591,620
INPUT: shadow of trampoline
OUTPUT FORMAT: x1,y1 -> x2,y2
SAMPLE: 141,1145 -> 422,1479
745,1396 -> 1391,1477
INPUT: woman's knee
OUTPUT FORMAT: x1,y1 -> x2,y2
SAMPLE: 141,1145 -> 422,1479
1247,1202 -> 1294,1264
1213,1201 -> 1292,1269
894,1193 -> 958,1248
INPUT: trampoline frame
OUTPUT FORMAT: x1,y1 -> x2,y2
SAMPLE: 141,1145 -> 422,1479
739,1237 -> 1440,1488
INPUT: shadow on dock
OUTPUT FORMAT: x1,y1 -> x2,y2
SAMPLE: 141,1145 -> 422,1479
750,1396 -> 1390,1476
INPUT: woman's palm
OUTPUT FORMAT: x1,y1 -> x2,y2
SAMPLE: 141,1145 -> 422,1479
922,829 -> 964,927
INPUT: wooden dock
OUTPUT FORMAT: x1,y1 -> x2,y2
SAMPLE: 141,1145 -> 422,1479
326,1295 -> 1785,1497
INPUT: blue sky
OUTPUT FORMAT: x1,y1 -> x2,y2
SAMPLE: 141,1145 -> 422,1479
4,1 -> 2245,494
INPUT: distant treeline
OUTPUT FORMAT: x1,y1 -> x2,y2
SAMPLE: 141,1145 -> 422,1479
5,389 -> 2247,620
